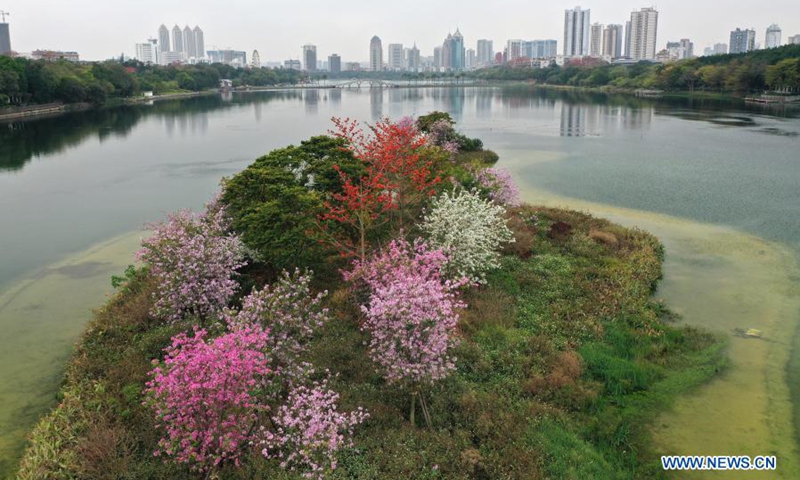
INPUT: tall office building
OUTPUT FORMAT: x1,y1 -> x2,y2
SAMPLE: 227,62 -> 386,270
624,20 -> 632,57
466,48 -> 476,69
328,53 -> 341,73
251,50 -> 261,68
193,26 -> 204,60
450,29 -> 465,70
679,38 -> 694,58
158,24 -> 171,53
387,43 -> 404,71
370,35 -> 383,71
729,28 -> 756,54
302,44 -> 317,71
628,7 -> 659,60
563,6 -> 591,57
589,23 -> 603,57
602,24 -> 624,59
433,46 -> 442,69
172,25 -> 183,56
407,44 -> 420,71
713,43 -> 728,55
765,24 -> 782,48
477,39 -> 493,66
183,26 -> 196,59
0,22 -> 10,55
135,39 -> 159,64
790,35 -> 800,45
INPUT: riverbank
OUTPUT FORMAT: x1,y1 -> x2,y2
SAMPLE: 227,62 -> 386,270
14,202 -> 725,479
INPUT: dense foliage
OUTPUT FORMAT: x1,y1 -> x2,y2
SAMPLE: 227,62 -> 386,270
18,115 -> 724,480
0,56 -> 302,106
468,44 -> 800,93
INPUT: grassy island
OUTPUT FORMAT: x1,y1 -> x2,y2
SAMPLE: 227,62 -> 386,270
17,113 -> 724,480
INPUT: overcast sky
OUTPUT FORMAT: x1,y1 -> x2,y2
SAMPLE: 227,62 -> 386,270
3,0 -> 799,62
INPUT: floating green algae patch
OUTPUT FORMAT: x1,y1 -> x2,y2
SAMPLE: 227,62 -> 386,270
16,206 -> 724,479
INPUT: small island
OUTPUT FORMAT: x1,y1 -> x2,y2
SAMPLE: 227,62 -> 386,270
17,113 -> 724,480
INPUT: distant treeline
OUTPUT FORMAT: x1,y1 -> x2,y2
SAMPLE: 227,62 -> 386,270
0,57 -> 303,106
468,44 -> 800,93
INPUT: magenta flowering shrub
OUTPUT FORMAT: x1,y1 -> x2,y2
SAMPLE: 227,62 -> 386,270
143,325 -> 271,471
260,378 -> 369,479
345,238 -> 468,385
426,118 -> 460,156
476,167 -> 521,206
225,269 -> 329,378
136,196 -> 246,321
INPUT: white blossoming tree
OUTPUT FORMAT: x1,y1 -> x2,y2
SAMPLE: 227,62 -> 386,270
420,190 -> 515,284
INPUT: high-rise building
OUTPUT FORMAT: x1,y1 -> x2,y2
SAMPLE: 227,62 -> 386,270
602,24 -> 624,59
387,43 -> 404,71
208,50 -> 247,67
629,7 -> 659,60
765,24 -> 782,48
433,46 -> 442,69
624,20 -> 632,57
477,39 -> 493,66
589,23 -> 603,57
284,59 -> 301,69
563,7 -> 591,57
302,44 -> 317,71
183,26 -> 196,59
251,50 -> 261,68
532,39 -> 558,58
466,48 -> 476,69
193,26 -> 204,60
729,28 -> 756,54
407,44 -> 420,71
172,25 -> 183,56
0,21 -> 10,55
790,34 -> 800,45
369,35 -> 383,71
714,43 -> 728,55
158,24 -> 171,53
450,29 -> 465,70
506,39 -> 524,61
679,38 -> 694,59
135,39 -> 160,64
328,53 -> 341,73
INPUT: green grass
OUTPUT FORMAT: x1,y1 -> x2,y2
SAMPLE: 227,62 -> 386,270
16,206 -> 725,480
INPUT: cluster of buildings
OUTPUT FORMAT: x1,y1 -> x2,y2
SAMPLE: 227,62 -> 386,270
702,24 -> 800,56
134,24 -> 209,66
560,7 -> 663,63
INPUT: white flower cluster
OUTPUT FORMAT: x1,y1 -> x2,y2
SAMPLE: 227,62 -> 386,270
420,190 -> 515,284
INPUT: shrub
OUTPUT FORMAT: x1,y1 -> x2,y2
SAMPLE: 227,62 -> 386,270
143,325 -> 271,472
420,190 -> 515,284
260,378 -> 368,479
476,167 -> 520,207
225,269 -> 329,378
136,196 -> 246,322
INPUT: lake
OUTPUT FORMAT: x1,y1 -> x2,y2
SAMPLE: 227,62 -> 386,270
1,87 -> 799,478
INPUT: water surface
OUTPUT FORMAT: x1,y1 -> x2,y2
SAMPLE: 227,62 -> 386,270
1,87 -> 799,477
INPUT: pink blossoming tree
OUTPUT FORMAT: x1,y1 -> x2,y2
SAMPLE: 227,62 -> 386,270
476,167 -> 521,206
143,325 -> 272,472
136,196 -> 246,322
345,237 -> 468,427
260,378 -> 369,479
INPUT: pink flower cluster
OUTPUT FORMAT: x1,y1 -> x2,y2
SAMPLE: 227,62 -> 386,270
136,196 -> 246,321
426,118 -> 460,156
260,378 -> 369,479
476,167 -> 521,206
346,238 -> 468,385
225,269 -> 329,378
143,325 -> 272,471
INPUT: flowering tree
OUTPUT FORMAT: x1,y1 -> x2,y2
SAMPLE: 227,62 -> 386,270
225,269 -> 329,379
476,167 -> 521,207
321,117 -> 444,260
345,237 -> 467,426
143,325 -> 271,472
426,118 -> 461,156
420,190 -> 515,284
136,196 -> 246,321
260,378 -> 369,479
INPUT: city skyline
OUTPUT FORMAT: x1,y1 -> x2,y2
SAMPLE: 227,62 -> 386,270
2,0 -> 800,63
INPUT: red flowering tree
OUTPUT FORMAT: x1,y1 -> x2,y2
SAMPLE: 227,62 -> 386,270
320,117 -> 445,260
